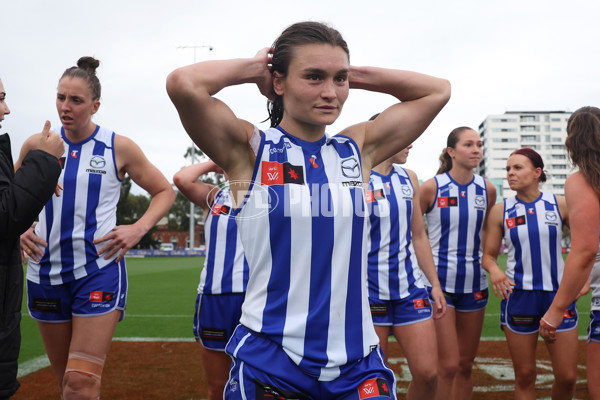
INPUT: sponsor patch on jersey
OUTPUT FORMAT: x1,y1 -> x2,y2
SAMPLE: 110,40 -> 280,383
211,203 -> 231,215
506,215 -> 526,229
366,188 -> 386,203
563,309 -> 576,319
86,155 -> 107,174
58,157 -> 66,169
261,161 -> 305,186
401,185 -> 412,197
358,378 -> 391,399
89,291 -> 115,303
413,298 -> 431,309
593,297 -> 600,308
437,196 -> 457,208
200,328 -> 228,342
31,297 -> 62,313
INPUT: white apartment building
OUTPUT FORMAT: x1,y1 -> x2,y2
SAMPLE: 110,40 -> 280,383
478,111 -> 572,201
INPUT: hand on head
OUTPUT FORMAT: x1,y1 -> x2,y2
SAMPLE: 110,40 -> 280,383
36,121 -> 64,159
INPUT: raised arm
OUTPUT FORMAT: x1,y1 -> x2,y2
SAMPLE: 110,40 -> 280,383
173,160 -> 222,213
341,67 -> 450,174
482,202 -> 514,299
166,49 -> 272,182
541,172 -> 599,342
407,169 -> 446,319
94,135 -> 175,261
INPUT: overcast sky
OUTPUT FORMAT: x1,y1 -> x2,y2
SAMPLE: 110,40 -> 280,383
2,0 -> 599,194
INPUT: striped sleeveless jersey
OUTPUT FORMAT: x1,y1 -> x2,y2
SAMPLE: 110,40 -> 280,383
234,126 -> 378,381
503,193 -> 564,291
199,186 -> 249,294
367,165 -> 424,300
27,126 -> 121,285
424,173 -> 488,293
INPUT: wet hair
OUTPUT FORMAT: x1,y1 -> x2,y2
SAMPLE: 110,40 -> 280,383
60,56 -> 101,100
566,106 -> 600,194
510,147 -> 547,183
436,127 -> 474,174
266,21 -> 349,128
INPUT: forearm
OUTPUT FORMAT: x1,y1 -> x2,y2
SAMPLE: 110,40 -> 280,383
132,188 -> 176,234
167,57 -> 266,100
349,66 -> 450,102
551,250 -> 596,311
412,233 -> 441,289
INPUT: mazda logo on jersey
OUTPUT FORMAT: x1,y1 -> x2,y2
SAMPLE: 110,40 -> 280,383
401,185 -> 411,196
90,156 -> 106,169
475,196 -> 485,206
341,157 -> 360,178
545,211 -> 557,221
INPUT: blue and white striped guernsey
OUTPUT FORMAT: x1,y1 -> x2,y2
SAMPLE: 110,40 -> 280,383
591,234 -> 600,312
367,165 -> 424,300
503,193 -> 564,291
27,126 -> 122,285
424,173 -> 488,293
234,126 -> 378,382
199,186 -> 249,294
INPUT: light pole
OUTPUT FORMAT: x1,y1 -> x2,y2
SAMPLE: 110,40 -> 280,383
177,44 -> 213,249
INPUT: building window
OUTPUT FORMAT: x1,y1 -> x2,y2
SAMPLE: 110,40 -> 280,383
520,115 -> 537,122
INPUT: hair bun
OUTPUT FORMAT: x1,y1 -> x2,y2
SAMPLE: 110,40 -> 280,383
76,57 -> 100,74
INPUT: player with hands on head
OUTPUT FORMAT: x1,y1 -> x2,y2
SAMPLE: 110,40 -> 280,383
419,126 -> 497,400
0,78 -> 63,400
483,147 -> 578,400
168,21 -> 450,400
16,57 -> 175,400
366,132 -> 447,400
173,159 -> 248,400
540,106 -> 600,399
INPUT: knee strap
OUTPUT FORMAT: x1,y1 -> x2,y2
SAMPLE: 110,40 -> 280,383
65,352 -> 106,380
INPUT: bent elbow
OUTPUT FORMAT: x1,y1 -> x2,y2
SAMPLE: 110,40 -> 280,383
166,68 -> 190,102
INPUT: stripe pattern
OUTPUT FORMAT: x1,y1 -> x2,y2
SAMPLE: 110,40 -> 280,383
367,165 -> 424,300
503,193 -> 563,291
425,173 -> 488,293
199,187 -> 249,294
234,126 -> 378,381
27,126 -> 122,285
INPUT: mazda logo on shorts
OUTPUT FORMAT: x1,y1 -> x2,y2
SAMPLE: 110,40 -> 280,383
90,156 -> 106,169
341,157 -> 360,178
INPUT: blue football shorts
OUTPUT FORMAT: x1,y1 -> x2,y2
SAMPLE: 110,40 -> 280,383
193,292 -> 245,351
427,286 -> 488,312
588,311 -> 600,343
500,289 -> 577,334
27,258 -> 127,323
369,287 -> 432,327
224,324 -> 396,399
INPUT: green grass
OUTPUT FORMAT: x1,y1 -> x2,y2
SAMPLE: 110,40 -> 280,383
20,255 -> 592,366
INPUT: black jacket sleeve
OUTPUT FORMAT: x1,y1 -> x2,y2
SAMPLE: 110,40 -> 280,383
0,149 -> 61,239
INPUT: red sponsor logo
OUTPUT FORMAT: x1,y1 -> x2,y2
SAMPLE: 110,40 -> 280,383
358,378 -> 390,399
506,215 -> 526,229
366,191 -> 375,203
414,299 -> 425,309
527,208 -> 535,215
211,203 -> 231,215
261,161 -> 304,185
474,291 -> 484,300
89,291 -> 114,302
438,197 -> 448,207
90,291 -> 103,302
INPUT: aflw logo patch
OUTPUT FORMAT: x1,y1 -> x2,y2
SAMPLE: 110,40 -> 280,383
89,291 -> 115,302
211,203 -> 231,215
366,188 -> 386,203
506,215 -> 526,229
437,196 -> 457,207
358,378 -> 391,399
261,161 -> 305,185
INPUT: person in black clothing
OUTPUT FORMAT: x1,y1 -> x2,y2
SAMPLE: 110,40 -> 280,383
0,78 -> 64,399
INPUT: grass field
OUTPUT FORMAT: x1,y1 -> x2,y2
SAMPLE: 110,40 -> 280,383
19,254 -> 592,367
